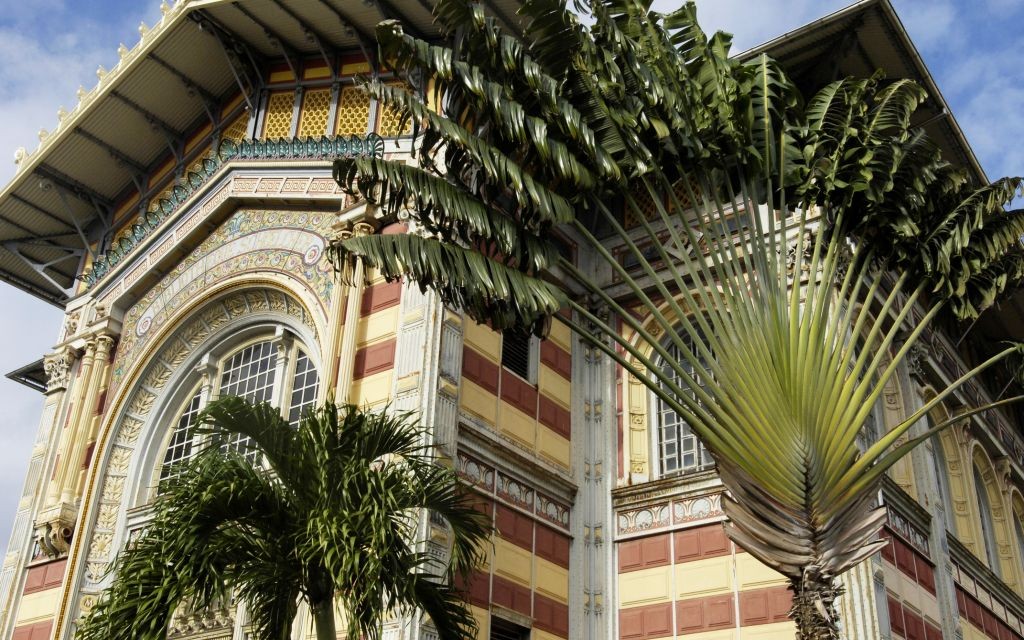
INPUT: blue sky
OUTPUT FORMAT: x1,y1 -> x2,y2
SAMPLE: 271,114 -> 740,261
0,0 -> 1020,557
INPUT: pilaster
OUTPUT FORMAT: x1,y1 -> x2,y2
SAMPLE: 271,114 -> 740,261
331,219 -> 377,403
573,335 -> 616,640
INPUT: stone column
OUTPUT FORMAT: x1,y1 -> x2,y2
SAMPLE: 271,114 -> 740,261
333,220 -> 376,403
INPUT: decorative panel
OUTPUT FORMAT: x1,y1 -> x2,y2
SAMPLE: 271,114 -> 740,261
376,82 -> 412,137
262,91 -> 295,139
297,88 -> 331,138
221,112 -> 249,142
335,86 -> 371,136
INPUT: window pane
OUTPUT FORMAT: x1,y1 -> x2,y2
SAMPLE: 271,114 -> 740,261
219,341 -> 278,459
288,350 -> 320,428
159,390 -> 203,486
657,331 -> 713,476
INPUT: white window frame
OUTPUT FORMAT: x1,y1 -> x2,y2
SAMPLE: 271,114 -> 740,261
150,325 -> 321,491
649,331 -> 714,480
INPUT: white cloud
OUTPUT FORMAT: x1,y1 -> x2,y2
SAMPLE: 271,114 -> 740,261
0,2 -> 156,558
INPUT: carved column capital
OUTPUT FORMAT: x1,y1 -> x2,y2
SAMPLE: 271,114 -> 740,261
43,348 -> 77,393
94,333 -> 116,360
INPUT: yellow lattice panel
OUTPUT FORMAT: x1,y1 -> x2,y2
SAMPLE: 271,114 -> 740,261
376,82 -> 412,137
335,86 -> 371,136
624,183 -> 659,230
221,112 -> 249,142
298,88 -> 331,138
262,91 -> 295,139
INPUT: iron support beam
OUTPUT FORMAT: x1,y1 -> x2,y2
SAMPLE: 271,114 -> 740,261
479,0 -> 522,38
315,0 -> 378,69
9,194 -> 78,232
190,11 -> 264,111
36,165 -> 113,223
232,2 -> 303,78
110,91 -> 186,162
0,265 -> 67,307
369,0 -> 429,41
73,128 -> 148,174
269,0 -> 337,75
2,241 -> 79,300
148,54 -> 220,105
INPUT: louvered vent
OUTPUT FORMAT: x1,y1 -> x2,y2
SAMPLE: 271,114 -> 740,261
490,618 -> 529,640
501,330 -> 531,380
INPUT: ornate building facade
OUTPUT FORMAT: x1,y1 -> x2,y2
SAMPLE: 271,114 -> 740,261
0,1 -> 1021,640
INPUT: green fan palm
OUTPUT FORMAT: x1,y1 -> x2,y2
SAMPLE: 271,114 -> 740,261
75,399 -> 490,640
329,0 -> 1024,638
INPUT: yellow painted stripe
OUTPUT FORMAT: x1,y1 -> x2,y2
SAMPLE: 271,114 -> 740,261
735,552 -> 786,589
674,555 -> 733,599
493,537 -> 532,587
539,364 -> 570,406
740,621 -> 797,639
464,321 -> 501,361
536,555 -> 569,603
356,306 -> 399,346
619,565 -> 672,608
460,379 -> 497,425
498,401 -> 536,448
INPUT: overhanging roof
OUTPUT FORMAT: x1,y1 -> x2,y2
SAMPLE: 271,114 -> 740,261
0,0 -> 526,309
738,0 -> 987,185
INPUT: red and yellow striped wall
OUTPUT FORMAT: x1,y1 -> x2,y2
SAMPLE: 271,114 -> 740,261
616,523 -> 793,640
459,320 -> 573,471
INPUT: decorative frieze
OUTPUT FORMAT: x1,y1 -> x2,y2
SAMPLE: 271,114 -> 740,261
615,489 -> 724,538
456,452 -> 571,533
111,210 -> 327,389
81,135 -> 385,289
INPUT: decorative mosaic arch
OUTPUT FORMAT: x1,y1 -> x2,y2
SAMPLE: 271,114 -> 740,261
79,286 -> 318,591
110,207 -> 335,394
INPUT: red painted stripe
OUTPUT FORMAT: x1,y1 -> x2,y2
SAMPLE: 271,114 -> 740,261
492,574 -> 532,616
462,346 -> 499,394
540,340 -> 572,380
618,533 -> 671,573
535,523 -> 570,569
360,280 -> 402,316
674,523 -> 731,563
539,395 -> 571,439
496,504 -> 533,551
534,591 -> 569,637
12,619 -> 52,640
352,339 -> 396,380
500,370 -> 538,416
620,602 -> 672,640
23,558 -> 66,595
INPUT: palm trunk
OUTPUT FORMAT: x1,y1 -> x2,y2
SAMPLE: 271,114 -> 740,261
789,572 -> 843,640
312,598 -> 337,640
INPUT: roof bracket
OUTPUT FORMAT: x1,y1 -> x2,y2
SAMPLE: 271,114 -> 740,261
232,2 -> 302,80
110,91 -> 186,163
73,128 -> 148,175
3,240 -> 81,299
269,0 -> 337,78
36,166 -> 113,231
149,53 -> 223,128
313,0 -> 379,74
190,10 -> 264,112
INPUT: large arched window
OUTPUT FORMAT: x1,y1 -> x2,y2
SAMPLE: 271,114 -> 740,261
930,430 -> 957,535
155,332 -> 320,485
974,464 -> 1002,576
654,331 -> 713,476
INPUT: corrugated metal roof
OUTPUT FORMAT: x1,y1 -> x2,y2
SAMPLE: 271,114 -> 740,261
740,0 -> 986,184
0,0 -> 470,307
0,0 -> 987,310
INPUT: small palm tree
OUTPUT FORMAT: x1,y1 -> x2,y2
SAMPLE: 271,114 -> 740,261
75,399 -> 490,640
328,0 -> 1024,638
